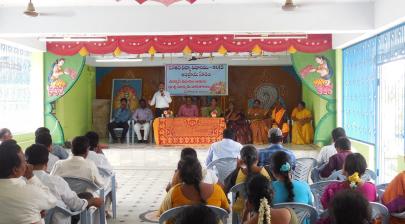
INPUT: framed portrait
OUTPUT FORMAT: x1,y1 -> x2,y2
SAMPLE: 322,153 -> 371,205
110,79 -> 142,118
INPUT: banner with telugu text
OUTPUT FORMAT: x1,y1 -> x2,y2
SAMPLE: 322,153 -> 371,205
165,64 -> 228,96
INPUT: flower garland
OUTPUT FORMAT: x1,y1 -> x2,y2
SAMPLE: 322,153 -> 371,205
348,172 -> 361,189
258,198 -> 271,224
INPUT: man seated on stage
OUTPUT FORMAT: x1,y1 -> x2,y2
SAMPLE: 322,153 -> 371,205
258,127 -> 296,168
108,98 -> 131,143
132,99 -> 154,143
25,144 -> 103,224
205,128 -> 242,166
271,101 -> 289,142
177,96 -> 199,117
149,82 -> 172,118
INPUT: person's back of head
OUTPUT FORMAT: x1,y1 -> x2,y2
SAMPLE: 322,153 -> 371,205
223,128 -> 235,140
246,174 -> 273,223
0,128 -> 12,141
268,128 -> 283,144
344,153 -> 367,188
178,156 -> 205,203
85,131 -> 99,151
334,137 -> 351,152
0,140 -> 23,179
35,133 -> 52,148
72,136 -> 90,157
330,189 -> 371,224
35,127 -> 50,137
331,128 -> 346,142
175,204 -> 218,224
180,148 -> 197,160
240,145 -> 258,175
271,151 -> 295,202
25,144 -> 49,166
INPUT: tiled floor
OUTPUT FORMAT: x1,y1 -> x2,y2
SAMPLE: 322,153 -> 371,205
103,143 -> 320,224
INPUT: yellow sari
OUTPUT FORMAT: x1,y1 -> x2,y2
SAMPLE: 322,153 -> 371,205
291,108 -> 314,144
248,108 -> 269,145
272,107 -> 289,137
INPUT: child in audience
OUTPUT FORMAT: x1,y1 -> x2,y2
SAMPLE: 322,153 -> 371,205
242,174 -> 298,224
159,156 -> 229,220
0,128 -> 13,143
224,145 -> 271,216
175,204 -> 219,224
36,133 -> 60,173
0,140 -> 57,223
382,171 -> 405,224
319,137 -> 352,178
321,153 -> 377,209
25,143 -> 103,224
271,151 -> 313,205
329,189 -> 372,224
35,127 -> 69,160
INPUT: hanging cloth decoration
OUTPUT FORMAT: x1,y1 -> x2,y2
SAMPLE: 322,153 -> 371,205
252,44 -> 262,55
148,46 -> 157,56
287,45 -> 297,54
78,47 -> 89,56
218,45 -> 227,55
182,45 -> 192,56
113,47 -> 122,57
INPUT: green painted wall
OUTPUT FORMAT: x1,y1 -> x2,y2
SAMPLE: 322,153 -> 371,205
55,65 -> 96,142
351,140 -> 375,170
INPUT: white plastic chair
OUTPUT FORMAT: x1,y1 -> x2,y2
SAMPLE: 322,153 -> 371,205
327,169 -> 377,182
62,177 -> 106,224
229,183 -> 247,224
131,120 -> 153,144
292,158 -> 317,183
98,167 -> 117,219
309,180 -> 340,214
273,202 -> 318,224
158,205 -> 229,224
45,201 -> 84,224
108,119 -> 132,144
207,157 -> 237,185
376,183 -> 389,201
370,202 -> 390,224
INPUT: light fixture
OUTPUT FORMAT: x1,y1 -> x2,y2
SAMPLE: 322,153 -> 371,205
39,37 -> 108,42
233,34 -> 308,40
95,58 -> 143,63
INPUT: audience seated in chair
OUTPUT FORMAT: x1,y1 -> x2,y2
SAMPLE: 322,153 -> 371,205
242,174 -> 299,224
316,128 -> 347,167
270,151 -> 313,205
0,128 -> 13,143
159,156 -> 229,221
0,140 -> 57,223
36,133 -> 60,173
85,131 -> 114,174
382,171 -> 405,224
258,127 -> 296,168
108,97 -> 132,143
51,136 -> 105,189
35,127 -> 69,160
175,204 -> 219,224
132,98 -> 154,143
318,137 -> 352,179
224,145 -> 271,217
167,148 -> 218,192
329,189 -> 372,224
25,143 -> 103,224
205,128 -> 243,166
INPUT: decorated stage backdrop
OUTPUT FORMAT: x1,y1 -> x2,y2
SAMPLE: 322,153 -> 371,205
110,79 -> 142,116
165,64 -> 228,96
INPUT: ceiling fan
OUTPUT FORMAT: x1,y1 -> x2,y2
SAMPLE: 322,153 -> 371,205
188,55 -> 213,61
282,0 -> 297,11
23,0 -> 75,17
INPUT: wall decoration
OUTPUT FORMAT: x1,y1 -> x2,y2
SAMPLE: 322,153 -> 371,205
300,56 -> 334,95
165,64 -> 228,96
110,79 -> 142,115
47,58 -> 78,97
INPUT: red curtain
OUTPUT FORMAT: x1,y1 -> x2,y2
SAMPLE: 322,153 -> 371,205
47,34 -> 332,56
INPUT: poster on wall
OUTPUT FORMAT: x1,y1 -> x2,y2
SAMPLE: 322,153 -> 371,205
110,79 -> 142,116
165,64 -> 228,96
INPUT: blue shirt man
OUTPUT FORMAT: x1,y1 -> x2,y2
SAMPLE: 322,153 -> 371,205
258,128 -> 296,168
108,98 -> 131,143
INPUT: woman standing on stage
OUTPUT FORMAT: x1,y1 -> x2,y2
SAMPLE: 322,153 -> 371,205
291,101 -> 314,145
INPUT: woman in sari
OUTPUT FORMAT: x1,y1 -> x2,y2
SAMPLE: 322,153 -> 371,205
382,171 -> 405,224
225,102 -> 252,144
271,101 -> 289,143
291,101 -> 314,145
248,100 -> 270,145
201,98 -> 222,117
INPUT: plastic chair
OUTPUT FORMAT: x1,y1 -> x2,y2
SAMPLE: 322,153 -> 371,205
98,168 -> 117,219
309,180 -> 340,214
370,202 -> 390,224
229,183 -> 247,224
131,120 -> 153,144
376,183 -> 389,201
108,119 -> 132,144
273,202 -> 318,224
392,211 -> 405,219
62,177 -> 106,224
207,157 -> 237,185
327,169 -> 377,182
45,202 -> 85,224
159,205 -> 229,224
292,158 -> 317,183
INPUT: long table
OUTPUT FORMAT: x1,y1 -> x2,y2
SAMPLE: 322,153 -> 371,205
153,117 -> 226,145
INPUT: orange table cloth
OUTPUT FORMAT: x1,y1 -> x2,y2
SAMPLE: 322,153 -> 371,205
153,117 -> 226,145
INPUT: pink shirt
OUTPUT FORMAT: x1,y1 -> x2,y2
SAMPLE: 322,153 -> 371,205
178,104 -> 199,117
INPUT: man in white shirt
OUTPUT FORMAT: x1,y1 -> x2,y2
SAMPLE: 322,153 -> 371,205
51,136 -> 105,189
132,99 -> 154,143
0,140 -> 57,224
149,82 -> 172,118
84,131 -> 114,174
205,128 -> 243,166
25,143 -> 103,224
36,133 -> 59,173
